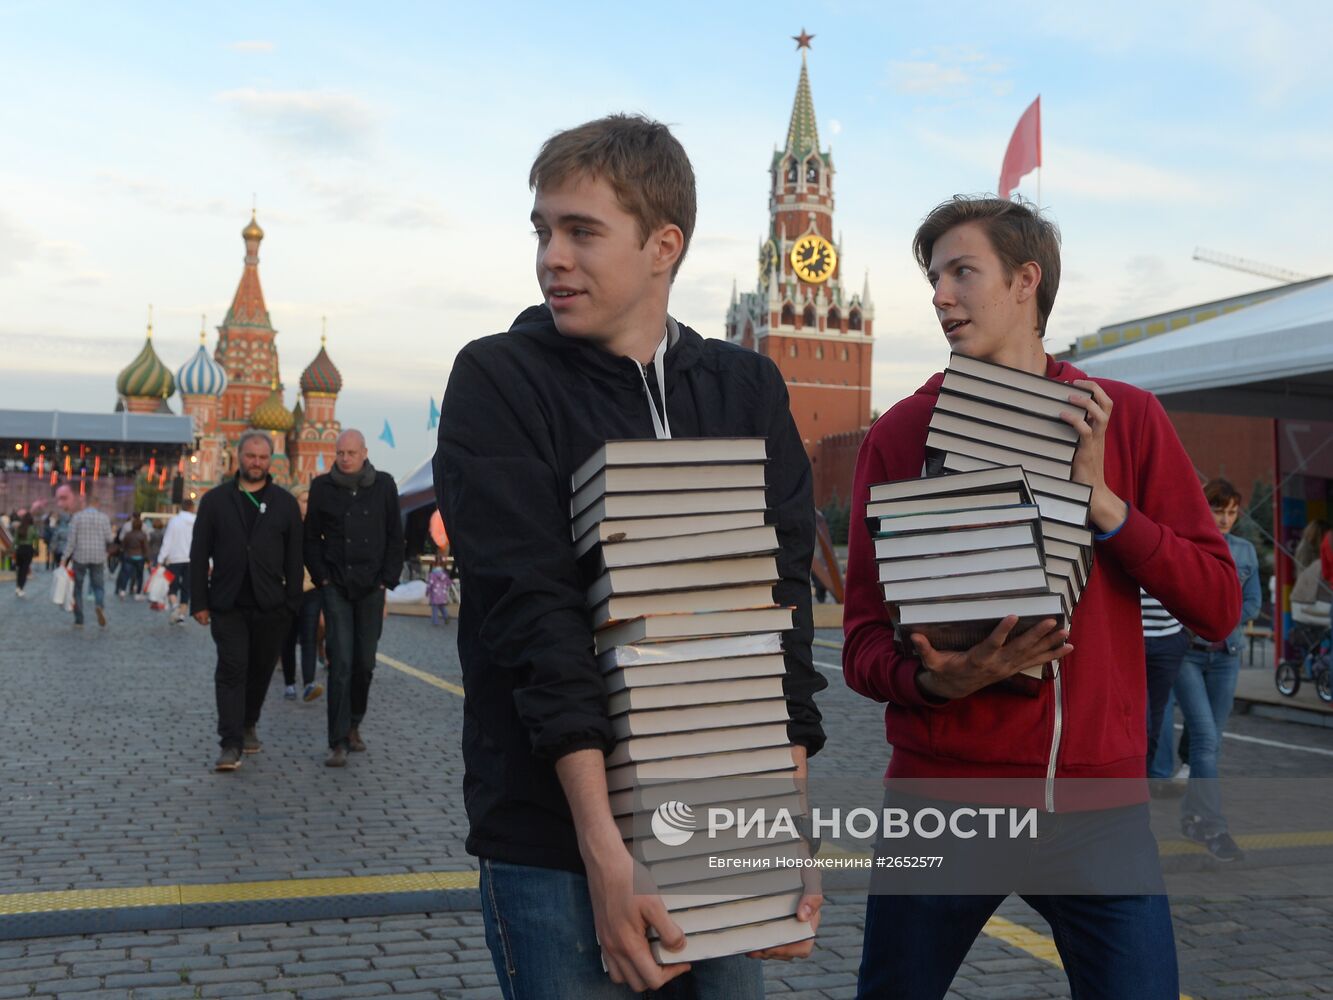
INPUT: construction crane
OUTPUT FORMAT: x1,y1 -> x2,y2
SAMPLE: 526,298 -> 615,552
1193,247 -> 1311,284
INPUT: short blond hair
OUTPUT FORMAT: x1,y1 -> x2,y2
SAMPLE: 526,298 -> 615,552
529,114 -> 697,278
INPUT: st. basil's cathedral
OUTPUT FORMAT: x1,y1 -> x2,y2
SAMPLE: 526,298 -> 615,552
111,213 -> 343,492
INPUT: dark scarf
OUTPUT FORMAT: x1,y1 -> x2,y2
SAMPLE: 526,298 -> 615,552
330,460 -> 376,493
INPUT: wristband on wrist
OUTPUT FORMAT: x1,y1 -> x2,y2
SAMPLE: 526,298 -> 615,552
1094,502 -> 1131,542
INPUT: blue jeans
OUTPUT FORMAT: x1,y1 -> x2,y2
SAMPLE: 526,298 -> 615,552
859,891 -> 1177,999
1174,647 -> 1240,837
71,562 -> 105,625
1144,631 -> 1189,772
1148,691 -> 1178,780
322,586 -> 385,749
480,859 -> 765,1000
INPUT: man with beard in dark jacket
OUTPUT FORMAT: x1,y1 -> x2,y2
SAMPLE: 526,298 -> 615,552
305,428 -> 405,768
435,114 -> 826,999
191,430 -> 304,772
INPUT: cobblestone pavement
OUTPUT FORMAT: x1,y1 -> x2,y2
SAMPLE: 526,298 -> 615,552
5,576 -> 1333,997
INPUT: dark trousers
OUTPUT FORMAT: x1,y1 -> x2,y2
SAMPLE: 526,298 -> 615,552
210,606 -> 290,750
282,590 -> 323,687
1144,630 -> 1190,769
167,561 -> 191,606
860,891 -> 1177,999
15,545 -> 34,590
323,586 -> 385,749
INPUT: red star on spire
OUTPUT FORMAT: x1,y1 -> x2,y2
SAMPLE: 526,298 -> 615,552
792,28 -> 814,51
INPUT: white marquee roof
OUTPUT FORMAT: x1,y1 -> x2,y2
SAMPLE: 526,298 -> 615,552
1078,277 -> 1333,419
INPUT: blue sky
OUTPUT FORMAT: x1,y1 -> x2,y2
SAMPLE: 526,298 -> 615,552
2,0 -> 1330,476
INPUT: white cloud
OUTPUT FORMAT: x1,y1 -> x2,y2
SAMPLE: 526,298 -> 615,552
95,173 -> 243,218
1045,145 -> 1215,204
225,40 -> 275,53
216,89 -> 377,156
829,119 -> 843,136
888,46 -> 1011,99
0,211 -> 39,278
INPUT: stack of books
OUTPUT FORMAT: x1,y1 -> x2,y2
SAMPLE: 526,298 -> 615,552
571,438 -> 813,962
869,355 -> 1096,680
929,354 -> 1095,612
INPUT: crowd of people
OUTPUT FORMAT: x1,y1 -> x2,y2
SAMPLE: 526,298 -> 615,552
7,109 -> 1333,1000
5,426 -> 409,775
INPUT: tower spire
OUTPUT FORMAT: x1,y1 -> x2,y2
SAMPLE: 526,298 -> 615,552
146,303 -> 154,339
786,30 -> 819,156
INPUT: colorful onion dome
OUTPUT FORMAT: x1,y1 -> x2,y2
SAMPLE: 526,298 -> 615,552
242,210 -> 264,243
250,381 -> 294,432
116,312 -> 175,400
300,336 -> 343,395
177,325 -> 228,397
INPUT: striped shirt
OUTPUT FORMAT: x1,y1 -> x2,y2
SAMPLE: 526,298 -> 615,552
64,507 -> 114,565
1140,589 -> 1182,638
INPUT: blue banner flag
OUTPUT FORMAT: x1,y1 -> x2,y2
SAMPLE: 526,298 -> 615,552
379,420 -> 396,449
428,396 -> 440,431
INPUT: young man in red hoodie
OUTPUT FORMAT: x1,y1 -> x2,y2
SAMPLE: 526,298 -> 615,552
842,196 -> 1240,999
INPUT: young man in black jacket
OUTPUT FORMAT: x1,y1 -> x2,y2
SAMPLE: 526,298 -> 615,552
304,429 -> 405,767
190,430 -> 303,772
436,114 -> 826,999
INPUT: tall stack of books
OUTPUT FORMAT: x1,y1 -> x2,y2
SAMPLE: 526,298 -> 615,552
571,438 -> 813,963
869,355 -> 1096,681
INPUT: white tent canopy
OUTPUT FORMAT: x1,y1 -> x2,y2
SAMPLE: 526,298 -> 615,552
1077,277 -> 1333,420
396,455 -> 436,515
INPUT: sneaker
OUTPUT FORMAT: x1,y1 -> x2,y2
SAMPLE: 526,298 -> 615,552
284,686 -> 297,701
95,607 -> 107,628
1173,763 -> 1190,782
303,682 -> 324,703
1204,832 -> 1245,863
325,746 -> 348,768
73,620 -> 84,629
348,728 -> 367,752
214,747 -> 243,772
15,588 -> 23,598
242,727 -> 262,755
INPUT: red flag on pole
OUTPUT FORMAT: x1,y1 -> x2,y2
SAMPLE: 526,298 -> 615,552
999,96 -> 1041,201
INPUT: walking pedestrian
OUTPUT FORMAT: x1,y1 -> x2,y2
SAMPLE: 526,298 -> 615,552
59,485 -> 114,629
281,486 -> 325,703
47,510 -> 69,571
436,115 -> 825,995
12,512 -> 39,597
116,515 -> 149,599
842,196 -> 1240,998
190,430 -> 304,772
1174,478 -> 1262,862
426,555 -> 451,625
1143,587 -> 1190,798
155,499 -> 197,624
304,428 -> 404,768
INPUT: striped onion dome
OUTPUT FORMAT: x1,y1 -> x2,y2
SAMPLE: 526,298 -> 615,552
250,382 -> 294,432
116,331 -> 175,400
177,333 -> 228,397
300,339 -> 343,395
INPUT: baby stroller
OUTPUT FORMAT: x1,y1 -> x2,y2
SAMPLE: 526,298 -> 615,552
1275,600 -> 1332,703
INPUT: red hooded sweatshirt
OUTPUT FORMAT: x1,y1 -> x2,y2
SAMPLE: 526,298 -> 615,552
842,356 -> 1239,803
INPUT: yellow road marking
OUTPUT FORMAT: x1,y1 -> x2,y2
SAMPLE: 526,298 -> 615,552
812,638 -> 843,650
0,872 -> 481,916
377,653 -> 465,698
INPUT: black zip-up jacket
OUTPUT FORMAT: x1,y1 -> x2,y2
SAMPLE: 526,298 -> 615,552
304,469 -> 405,600
435,306 -> 826,873
190,476 -> 303,615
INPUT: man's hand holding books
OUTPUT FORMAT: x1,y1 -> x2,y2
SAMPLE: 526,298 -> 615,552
912,615 -> 1073,701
